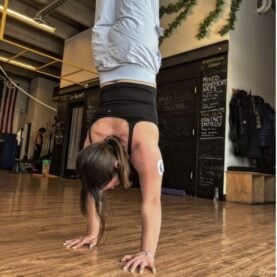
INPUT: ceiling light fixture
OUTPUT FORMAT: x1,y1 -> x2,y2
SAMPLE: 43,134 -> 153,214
0,5 -> 56,33
0,56 -> 36,70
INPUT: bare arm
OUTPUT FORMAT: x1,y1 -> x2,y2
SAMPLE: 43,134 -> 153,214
63,194 -> 100,249
140,183 -> 162,257
86,194 -> 100,239
121,123 -> 162,274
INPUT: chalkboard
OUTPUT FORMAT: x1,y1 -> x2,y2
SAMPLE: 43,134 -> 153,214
200,108 -> 225,138
198,138 -> 224,159
201,72 -> 227,110
158,79 -> 196,145
157,78 -> 198,192
201,56 -> 227,111
159,115 -> 193,145
199,158 -> 224,188
197,54 -> 227,197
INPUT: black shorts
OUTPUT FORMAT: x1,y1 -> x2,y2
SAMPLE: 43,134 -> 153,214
94,83 -> 158,124
89,83 -> 158,153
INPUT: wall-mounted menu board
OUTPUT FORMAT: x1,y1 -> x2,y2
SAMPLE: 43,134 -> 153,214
201,56 -> 227,111
200,108 -> 224,138
197,54 -> 227,198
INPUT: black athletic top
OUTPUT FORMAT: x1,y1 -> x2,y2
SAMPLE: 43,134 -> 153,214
88,83 -> 158,154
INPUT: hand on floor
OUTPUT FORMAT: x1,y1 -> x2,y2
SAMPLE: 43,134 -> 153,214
121,252 -> 156,274
63,235 -> 97,250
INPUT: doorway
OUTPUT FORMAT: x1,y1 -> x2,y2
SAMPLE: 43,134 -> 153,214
158,77 -> 200,195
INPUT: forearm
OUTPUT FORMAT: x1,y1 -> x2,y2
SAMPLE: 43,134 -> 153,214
140,201 -> 161,256
86,196 -> 100,237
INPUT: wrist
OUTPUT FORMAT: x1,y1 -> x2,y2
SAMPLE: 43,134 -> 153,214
139,250 -> 155,259
86,227 -> 98,237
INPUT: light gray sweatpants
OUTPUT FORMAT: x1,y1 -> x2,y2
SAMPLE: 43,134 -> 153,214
92,0 -> 163,86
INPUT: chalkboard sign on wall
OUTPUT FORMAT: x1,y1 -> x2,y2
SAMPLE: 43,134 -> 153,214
202,73 -> 227,110
200,108 -> 224,138
197,54 -> 227,198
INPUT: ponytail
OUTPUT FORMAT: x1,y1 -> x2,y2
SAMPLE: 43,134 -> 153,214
104,136 -> 132,188
76,135 -> 131,246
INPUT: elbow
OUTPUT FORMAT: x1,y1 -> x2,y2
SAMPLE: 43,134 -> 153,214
142,196 -> 161,208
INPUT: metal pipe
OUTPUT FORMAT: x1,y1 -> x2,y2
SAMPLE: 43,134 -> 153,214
0,0 -> 9,39
2,38 -> 97,75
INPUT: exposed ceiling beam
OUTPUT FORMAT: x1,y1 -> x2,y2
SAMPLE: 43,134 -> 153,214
4,19 -> 64,56
1,62 -> 58,81
0,41 -> 61,69
18,0 -> 94,27
0,49 -> 61,75
0,0 -> 81,39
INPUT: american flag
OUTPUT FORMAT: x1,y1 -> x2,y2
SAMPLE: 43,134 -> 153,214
0,80 -> 18,133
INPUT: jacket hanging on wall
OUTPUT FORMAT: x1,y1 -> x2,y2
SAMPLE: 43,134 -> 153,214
253,96 -> 275,148
229,90 -> 275,168
253,95 -> 275,169
229,90 -> 261,158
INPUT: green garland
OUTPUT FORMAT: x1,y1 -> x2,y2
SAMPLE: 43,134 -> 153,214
159,0 -> 197,45
159,0 -> 243,43
218,0 -> 243,36
196,0 -> 225,40
160,0 -> 194,17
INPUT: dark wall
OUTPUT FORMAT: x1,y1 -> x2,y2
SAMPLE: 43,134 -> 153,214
196,55 -> 227,199
157,42 -> 228,198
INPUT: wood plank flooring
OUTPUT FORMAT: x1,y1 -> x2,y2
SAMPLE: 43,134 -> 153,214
0,171 -> 275,277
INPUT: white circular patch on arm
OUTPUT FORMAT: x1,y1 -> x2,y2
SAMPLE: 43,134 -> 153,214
157,159 -> 164,176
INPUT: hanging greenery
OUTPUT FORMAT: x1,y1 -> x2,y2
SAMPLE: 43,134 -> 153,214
159,0 -> 243,43
196,0 -> 225,39
218,0 -> 243,36
159,0 -> 197,45
160,0 -> 195,17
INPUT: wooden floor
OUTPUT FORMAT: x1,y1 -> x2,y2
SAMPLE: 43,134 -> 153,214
0,171 -> 275,277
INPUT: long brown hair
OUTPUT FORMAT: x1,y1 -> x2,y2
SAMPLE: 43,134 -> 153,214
76,135 -> 131,244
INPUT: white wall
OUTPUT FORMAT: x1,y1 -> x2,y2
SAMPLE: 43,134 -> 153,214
160,0 -> 231,57
224,0 -> 276,172
60,28 -> 98,88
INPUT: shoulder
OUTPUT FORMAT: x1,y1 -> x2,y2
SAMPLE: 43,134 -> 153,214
132,122 -> 159,151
